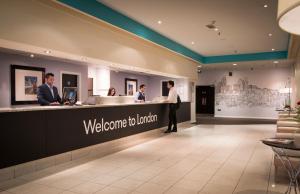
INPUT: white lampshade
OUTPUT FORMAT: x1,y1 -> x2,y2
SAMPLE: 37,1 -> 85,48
278,0 -> 300,35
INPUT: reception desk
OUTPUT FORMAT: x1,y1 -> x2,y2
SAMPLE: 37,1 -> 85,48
0,102 -> 191,169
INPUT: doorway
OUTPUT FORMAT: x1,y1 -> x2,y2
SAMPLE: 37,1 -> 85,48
196,85 -> 215,114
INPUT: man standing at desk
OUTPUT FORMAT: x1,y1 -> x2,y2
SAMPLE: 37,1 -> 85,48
164,80 -> 178,133
37,73 -> 62,106
135,84 -> 146,103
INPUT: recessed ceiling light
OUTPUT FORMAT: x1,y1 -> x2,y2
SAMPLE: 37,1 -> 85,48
30,54 -> 34,58
214,28 -> 219,31
44,50 -> 51,54
271,48 -> 275,51
157,20 -> 162,24
233,63 -> 237,66
273,61 -> 279,64
264,4 -> 268,8
268,33 -> 272,37
191,41 -> 195,45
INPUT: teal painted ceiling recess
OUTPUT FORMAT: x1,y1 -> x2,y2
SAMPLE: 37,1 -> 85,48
58,0 -> 288,64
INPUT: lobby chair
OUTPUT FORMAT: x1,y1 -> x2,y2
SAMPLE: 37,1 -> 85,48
273,133 -> 300,181
277,112 -> 300,133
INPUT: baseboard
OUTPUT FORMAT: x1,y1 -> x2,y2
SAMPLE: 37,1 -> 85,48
214,115 -> 277,120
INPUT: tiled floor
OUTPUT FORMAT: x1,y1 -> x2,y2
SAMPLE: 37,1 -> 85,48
0,124 -> 290,194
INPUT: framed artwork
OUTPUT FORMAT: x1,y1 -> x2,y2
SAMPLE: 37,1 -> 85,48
125,78 -> 138,96
11,65 -> 45,105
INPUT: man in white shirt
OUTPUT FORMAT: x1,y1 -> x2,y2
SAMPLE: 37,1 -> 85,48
164,80 -> 178,133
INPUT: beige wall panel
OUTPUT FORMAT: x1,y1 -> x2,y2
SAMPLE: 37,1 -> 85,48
0,0 -> 198,80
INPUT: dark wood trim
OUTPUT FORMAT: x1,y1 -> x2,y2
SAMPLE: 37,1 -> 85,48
125,78 -> 138,95
10,65 -> 45,105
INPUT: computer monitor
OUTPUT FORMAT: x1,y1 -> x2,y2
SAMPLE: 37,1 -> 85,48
62,87 -> 78,105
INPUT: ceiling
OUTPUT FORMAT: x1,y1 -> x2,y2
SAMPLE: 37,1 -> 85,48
200,59 -> 294,71
99,0 -> 289,56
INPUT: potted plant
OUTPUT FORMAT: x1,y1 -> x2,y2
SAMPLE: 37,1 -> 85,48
295,101 -> 300,121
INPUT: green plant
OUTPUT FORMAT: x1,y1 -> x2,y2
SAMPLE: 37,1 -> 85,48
296,101 -> 300,121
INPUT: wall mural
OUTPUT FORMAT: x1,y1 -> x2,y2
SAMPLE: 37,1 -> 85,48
215,76 -> 288,108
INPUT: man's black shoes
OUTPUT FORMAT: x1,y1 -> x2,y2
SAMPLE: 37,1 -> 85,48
164,129 -> 177,133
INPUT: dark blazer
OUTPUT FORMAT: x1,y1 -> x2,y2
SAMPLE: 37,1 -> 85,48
37,84 -> 62,106
137,91 -> 146,101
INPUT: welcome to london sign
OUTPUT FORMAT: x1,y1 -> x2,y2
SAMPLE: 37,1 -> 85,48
83,113 -> 158,135
0,103 -> 190,168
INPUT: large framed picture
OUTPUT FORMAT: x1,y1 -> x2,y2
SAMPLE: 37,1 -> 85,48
125,78 -> 138,96
11,65 -> 45,105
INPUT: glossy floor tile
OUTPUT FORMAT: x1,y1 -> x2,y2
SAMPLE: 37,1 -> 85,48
0,124 -> 290,193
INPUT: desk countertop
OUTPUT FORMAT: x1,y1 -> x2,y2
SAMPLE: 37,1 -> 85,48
0,101 -> 190,113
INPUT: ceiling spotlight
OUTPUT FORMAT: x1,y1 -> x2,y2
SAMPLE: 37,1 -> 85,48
214,28 -> 219,31
191,41 -> 195,45
157,20 -> 162,24
206,20 -> 217,29
264,4 -> 268,8
268,33 -> 273,37
44,50 -> 51,54
271,48 -> 275,51
30,54 -> 34,58
273,61 -> 279,64
233,63 -> 237,66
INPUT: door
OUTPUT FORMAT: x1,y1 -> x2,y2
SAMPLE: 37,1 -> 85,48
196,86 -> 215,114
88,78 -> 93,96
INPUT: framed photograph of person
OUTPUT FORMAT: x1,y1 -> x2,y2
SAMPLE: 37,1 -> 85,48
125,78 -> 138,96
11,65 -> 45,105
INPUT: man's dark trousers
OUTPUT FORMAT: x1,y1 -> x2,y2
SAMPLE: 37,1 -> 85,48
168,103 -> 177,131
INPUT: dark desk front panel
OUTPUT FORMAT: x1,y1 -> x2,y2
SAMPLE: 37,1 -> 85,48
0,102 -> 190,169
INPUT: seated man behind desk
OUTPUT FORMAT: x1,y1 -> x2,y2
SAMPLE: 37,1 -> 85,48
37,73 -> 62,106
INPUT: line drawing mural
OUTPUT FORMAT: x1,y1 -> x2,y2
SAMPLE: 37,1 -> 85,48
215,76 -> 288,108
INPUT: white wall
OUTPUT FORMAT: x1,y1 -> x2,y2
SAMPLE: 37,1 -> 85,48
110,71 -> 150,96
88,67 -> 110,96
87,69 -> 191,102
197,67 -> 293,119
0,52 -> 88,108
110,72 -> 190,101
146,76 -> 190,102
295,57 -> 300,102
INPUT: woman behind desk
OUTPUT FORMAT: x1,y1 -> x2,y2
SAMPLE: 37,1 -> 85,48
107,87 -> 116,96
